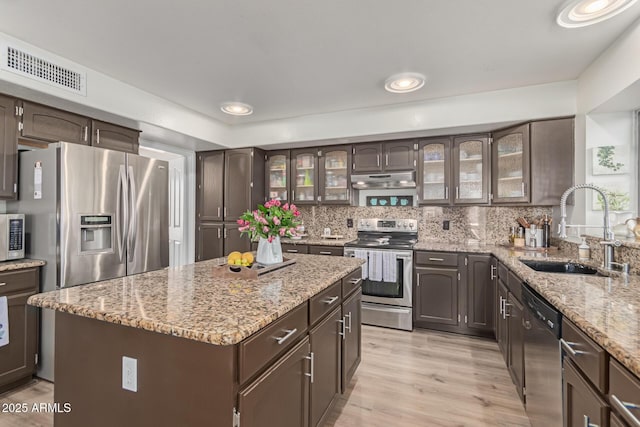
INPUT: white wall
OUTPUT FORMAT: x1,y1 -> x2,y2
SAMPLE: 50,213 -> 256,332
0,201 -> 5,213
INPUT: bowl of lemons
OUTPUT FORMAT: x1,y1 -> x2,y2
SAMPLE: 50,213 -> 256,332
227,251 -> 254,268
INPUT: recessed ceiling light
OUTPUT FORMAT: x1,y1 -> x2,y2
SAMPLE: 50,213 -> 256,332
557,0 -> 638,27
220,102 -> 253,116
384,73 -> 426,93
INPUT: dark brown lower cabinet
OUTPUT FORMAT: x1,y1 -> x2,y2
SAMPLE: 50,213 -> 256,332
563,358 -> 609,427
238,337 -> 311,427
610,412 -> 626,427
414,266 -> 460,328
496,279 -> 509,364
282,244 -> 309,254
341,288 -> 361,392
466,254 -> 494,334
309,307 -> 341,427
308,245 -> 343,256
507,292 -> 525,402
196,223 -> 223,261
224,223 -> 251,254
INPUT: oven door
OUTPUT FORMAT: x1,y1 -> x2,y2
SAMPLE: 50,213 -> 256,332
344,248 -> 412,308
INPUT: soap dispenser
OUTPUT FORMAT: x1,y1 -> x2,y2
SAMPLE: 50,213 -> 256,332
578,238 -> 590,261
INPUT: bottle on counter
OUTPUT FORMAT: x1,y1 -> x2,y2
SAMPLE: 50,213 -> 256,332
541,215 -> 551,248
578,237 -> 590,260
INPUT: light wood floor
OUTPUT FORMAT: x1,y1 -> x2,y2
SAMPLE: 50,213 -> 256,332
0,326 -> 529,427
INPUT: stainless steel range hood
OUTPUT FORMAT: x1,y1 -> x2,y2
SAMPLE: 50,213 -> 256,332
351,171 -> 416,189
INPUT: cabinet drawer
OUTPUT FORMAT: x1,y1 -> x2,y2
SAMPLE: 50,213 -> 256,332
414,251 -> 458,267
497,262 -> 509,282
309,281 -> 342,326
238,303 -> 308,385
506,270 -> 522,301
342,268 -> 362,298
563,358 -> 609,427
609,359 -> 640,427
561,318 -> 608,394
309,246 -> 343,256
0,268 -> 38,295
282,244 -> 309,254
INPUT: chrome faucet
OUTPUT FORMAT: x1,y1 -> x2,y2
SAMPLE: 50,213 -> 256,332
558,184 -> 623,271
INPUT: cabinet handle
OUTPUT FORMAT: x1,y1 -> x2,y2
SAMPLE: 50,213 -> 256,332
428,257 -> 444,262
503,302 -> 512,319
338,318 -> 346,340
385,154 -> 389,166
445,186 -> 449,199
217,207 -> 221,218
0,282 -> 6,287
286,249 -> 299,253
224,228 -> 227,238
275,328 -> 298,345
349,278 -> 362,286
83,126 -> 88,142
223,207 -> 227,218
305,352 -> 314,383
323,296 -> 339,305
455,186 -> 459,199
345,312 -> 352,332
376,154 -> 380,167
610,394 -> 640,427
96,129 -> 100,144
560,339 -> 585,357
292,190 -> 296,200
498,296 -> 504,315
319,251 -> 332,255
490,265 -> 497,280
217,228 -> 221,239
521,182 -> 526,196
583,415 -> 599,427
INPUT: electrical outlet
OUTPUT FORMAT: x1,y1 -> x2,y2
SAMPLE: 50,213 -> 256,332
122,356 -> 138,392
443,220 -> 450,230
347,218 -> 354,228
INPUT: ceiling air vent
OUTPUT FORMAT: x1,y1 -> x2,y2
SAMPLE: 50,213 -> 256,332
1,44 -> 86,96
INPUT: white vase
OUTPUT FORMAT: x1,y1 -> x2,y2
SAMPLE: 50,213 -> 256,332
256,236 -> 283,265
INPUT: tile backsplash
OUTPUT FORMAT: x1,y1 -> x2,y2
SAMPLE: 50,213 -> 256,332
298,205 -> 552,244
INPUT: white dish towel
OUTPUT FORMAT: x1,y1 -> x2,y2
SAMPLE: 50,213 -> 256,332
368,251 -> 383,282
354,250 -> 369,280
0,296 -> 9,348
382,252 -> 398,283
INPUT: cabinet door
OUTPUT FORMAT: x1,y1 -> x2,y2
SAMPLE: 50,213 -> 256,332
197,151 -> 224,222
453,135 -> 489,204
196,223 -> 223,261
318,146 -> 351,205
507,293 -> 525,402
238,337 -> 310,427
466,255 -> 495,334
224,223 -> 251,254
496,280 -> 509,363
267,150 -> 290,203
291,149 -> 318,205
563,359 -> 609,427
0,95 -> 18,200
309,307 -> 341,427
492,124 -> 530,204
383,140 -> 416,171
0,292 -> 38,389
91,120 -> 139,154
224,149 -> 253,218
342,288 -> 361,392
21,101 -> 90,145
418,137 -> 451,205
352,142 -> 383,173
414,267 -> 460,328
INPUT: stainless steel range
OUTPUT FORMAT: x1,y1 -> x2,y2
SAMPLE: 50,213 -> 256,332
344,218 -> 417,331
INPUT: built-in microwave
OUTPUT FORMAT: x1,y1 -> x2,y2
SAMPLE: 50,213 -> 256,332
0,214 -> 25,261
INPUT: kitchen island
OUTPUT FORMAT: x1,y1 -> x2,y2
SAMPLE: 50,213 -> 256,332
28,254 -> 364,427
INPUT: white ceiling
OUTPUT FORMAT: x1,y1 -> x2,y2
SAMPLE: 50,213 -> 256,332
0,0 -> 638,125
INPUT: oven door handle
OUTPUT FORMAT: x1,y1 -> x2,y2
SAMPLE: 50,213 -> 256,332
363,305 -> 411,314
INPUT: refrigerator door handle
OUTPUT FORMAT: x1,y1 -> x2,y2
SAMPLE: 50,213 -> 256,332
116,165 -> 128,263
127,166 -> 138,262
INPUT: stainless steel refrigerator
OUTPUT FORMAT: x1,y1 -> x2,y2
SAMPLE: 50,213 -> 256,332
8,142 -> 169,381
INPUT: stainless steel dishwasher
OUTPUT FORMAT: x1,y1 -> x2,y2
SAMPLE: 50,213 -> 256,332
522,283 -> 563,427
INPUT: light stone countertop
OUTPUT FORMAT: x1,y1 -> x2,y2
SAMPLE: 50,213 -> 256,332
0,259 -> 46,272
27,254 -> 364,346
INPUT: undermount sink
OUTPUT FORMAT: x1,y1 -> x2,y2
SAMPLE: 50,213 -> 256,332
520,260 -> 600,275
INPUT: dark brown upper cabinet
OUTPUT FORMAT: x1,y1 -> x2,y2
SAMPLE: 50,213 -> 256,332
291,148 -> 319,205
20,101 -> 90,145
91,120 -> 139,154
491,123 -> 530,204
318,145 -> 351,205
352,140 -> 417,174
0,95 -> 18,200
224,148 -> 266,219
418,137 -> 452,205
267,150 -> 290,203
197,151 -> 224,222
452,134 -> 490,205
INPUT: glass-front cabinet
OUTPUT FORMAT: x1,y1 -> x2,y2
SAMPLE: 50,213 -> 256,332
267,150 -> 290,202
418,138 -> 451,205
319,146 -> 351,204
291,148 -> 318,204
453,135 -> 490,204
491,124 -> 530,204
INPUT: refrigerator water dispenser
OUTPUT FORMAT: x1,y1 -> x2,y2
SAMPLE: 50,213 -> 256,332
80,215 -> 113,253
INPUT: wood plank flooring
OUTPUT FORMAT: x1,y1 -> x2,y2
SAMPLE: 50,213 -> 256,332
0,326 -> 529,427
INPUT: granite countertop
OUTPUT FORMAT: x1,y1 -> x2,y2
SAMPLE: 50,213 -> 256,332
0,259 -> 46,272
281,237 -> 354,247
28,254 -> 364,346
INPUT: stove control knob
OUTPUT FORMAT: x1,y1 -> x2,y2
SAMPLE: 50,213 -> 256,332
409,222 -> 415,229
